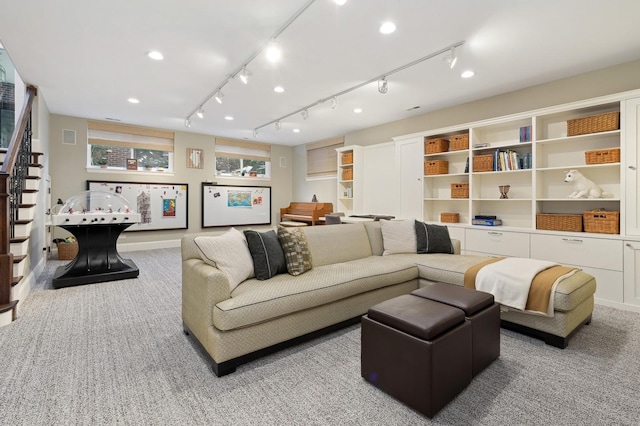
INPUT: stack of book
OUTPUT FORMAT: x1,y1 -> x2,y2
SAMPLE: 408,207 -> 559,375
472,215 -> 502,226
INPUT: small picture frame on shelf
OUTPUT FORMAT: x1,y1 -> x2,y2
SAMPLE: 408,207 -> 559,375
126,159 -> 138,170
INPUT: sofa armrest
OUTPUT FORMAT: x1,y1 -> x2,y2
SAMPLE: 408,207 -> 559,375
452,239 -> 461,255
182,258 -> 232,342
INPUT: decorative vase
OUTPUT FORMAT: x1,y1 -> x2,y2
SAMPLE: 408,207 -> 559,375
499,185 -> 510,199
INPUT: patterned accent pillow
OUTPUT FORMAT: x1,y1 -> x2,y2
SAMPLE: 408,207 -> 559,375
244,229 -> 287,280
380,219 -> 417,255
277,225 -> 313,276
415,220 -> 454,254
194,228 -> 254,291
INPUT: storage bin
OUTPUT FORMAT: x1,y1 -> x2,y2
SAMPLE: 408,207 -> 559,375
583,210 -> 619,234
449,134 -> 469,151
424,138 -> 449,154
536,214 -> 583,232
56,241 -> 79,260
450,182 -> 469,199
341,168 -> 353,181
440,212 -> 459,223
584,148 -> 620,164
341,151 -> 353,165
473,154 -> 494,172
567,111 -> 619,136
424,160 -> 448,175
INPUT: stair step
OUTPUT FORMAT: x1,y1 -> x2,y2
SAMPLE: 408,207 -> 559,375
0,301 -> 18,315
12,255 -> 26,264
11,276 -> 23,287
10,237 -> 29,243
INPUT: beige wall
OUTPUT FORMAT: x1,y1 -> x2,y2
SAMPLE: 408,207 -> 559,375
48,115 -> 294,245
293,59 -> 640,203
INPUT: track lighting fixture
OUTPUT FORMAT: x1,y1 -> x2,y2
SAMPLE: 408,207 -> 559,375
275,121 -> 281,131
214,91 -> 224,104
301,109 -> 309,120
445,46 -> 458,69
378,77 -> 388,94
196,108 -> 204,119
253,129 -> 259,138
184,118 -> 191,128
239,66 -> 251,84
330,97 -> 338,109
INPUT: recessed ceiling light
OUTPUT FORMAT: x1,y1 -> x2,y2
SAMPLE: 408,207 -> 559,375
127,98 -> 140,104
379,22 -> 396,34
274,86 -> 285,93
293,128 -> 300,133
224,116 -> 234,121
334,0 -> 347,5
147,51 -> 164,60
266,45 -> 281,62
353,108 -> 363,114
461,70 -> 475,78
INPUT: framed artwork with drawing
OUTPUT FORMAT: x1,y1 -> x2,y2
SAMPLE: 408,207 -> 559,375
187,148 -> 204,169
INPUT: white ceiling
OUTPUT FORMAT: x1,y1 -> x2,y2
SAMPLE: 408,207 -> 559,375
1,0 -> 640,146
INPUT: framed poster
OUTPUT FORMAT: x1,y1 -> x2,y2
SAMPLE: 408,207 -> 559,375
87,180 -> 188,231
201,183 -> 271,227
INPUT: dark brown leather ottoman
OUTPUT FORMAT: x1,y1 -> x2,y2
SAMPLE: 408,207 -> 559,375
413,283 -> 500,377
361,294 -> 472,418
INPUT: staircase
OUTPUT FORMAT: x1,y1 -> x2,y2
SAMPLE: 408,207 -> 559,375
1,86 -> 37,326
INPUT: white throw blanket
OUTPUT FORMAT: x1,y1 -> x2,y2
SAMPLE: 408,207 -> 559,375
475,257 -> 557,311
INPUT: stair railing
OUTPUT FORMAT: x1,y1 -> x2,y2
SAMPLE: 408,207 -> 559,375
0,85 -> 37,320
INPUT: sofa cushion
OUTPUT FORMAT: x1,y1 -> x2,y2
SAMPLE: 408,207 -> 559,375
214,256 -> 418,331
194,228 -> 254,291
415,221 -> 454,254
277,226 -> 313,276
380,219 -> 417,255
244,229 -> 287,280
301,222 -> 374,266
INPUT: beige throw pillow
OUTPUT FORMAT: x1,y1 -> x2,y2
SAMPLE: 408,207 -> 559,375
380,219 -> 417,255
277,225 -> 313,276
194,228 -> 254,291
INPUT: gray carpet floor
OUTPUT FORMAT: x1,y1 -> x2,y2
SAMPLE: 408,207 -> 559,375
0,247 -> 639,425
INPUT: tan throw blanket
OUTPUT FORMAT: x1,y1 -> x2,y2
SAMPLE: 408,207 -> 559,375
464,258 -> 578,317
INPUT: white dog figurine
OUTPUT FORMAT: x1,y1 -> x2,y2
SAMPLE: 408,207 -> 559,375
564,169 -> 612,199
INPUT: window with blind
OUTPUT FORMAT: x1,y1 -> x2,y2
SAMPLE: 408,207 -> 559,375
215,138 -> 271,178
87,121 -> 175,172
306,137 -> 344,178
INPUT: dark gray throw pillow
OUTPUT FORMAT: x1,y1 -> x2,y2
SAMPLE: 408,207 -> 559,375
415,221 -> 454,254
244,230 -> 287,280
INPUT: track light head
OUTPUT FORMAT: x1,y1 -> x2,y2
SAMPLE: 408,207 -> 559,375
184,118 -> 191,128
239,66 -> 251,84
378,77 -> 388,94
253,129 -> 259,138
330,97 -> 338,109
214,91 -> 224,104
301,109 -> 309,120
275,121 -> 281,131
196,108 -> 205,119
445,47 -> 458,69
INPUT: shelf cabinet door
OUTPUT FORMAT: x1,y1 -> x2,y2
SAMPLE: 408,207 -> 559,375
465,228 -> 530,258
624,242 -> 640,306
625,97 -> 640,236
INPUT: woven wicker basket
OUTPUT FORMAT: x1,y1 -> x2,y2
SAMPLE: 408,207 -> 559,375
583,211 -> 619,234
57,241 -> 79,260
440,212 -> 459,223
341,168 -> 353,181
450,182 -> 469,199
567,111 -> 619,136
449,134 -> 469,151
536,214 -> 583,232
424,160 -> 448,175
424,138 -> 449,154
473,154 -> 494,172
341,152 -> 353,165
584,148 -> 620,165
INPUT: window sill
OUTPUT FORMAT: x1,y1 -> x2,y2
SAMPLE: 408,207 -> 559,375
86,167 -> 175,176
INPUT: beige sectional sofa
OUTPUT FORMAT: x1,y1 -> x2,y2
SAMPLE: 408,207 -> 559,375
181,221 -> 595,376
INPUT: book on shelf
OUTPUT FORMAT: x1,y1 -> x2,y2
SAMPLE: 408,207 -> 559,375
472,218 -> 503,226
474,215 -> 497,219
519,126 -> 532,142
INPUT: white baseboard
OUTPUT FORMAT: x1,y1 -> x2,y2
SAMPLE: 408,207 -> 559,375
116,239 -> 181,252
595,298 -> 640,314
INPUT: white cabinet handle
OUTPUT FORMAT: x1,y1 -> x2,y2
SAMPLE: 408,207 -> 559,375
488,231 -> 502,236
562,238 -> 583,243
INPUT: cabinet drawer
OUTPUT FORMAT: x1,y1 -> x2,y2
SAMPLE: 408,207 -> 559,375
465,228 -> 530,258
530,234 -> 622,271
